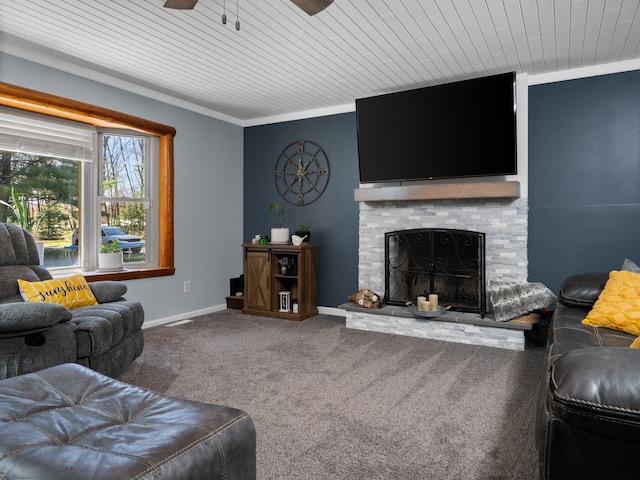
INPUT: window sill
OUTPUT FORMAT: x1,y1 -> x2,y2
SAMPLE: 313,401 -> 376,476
83,267 -> 175,282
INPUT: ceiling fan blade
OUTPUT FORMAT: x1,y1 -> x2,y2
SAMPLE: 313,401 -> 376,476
163,0 -> 199,9
290,0 -> 334,16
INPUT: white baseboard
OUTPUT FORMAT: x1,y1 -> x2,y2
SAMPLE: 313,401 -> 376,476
143,304 -> 346,329
318,305 -> 346,317
142,304 -> 227,329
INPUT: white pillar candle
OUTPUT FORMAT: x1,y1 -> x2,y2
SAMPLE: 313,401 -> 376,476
417,296 -> 427,311
429,294 -> 438,311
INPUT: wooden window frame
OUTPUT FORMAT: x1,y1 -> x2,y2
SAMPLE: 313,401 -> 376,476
0,81 -> 175,281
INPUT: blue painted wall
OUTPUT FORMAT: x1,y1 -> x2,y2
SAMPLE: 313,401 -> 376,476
528,70 -> 640,293
243,113 -> 360,307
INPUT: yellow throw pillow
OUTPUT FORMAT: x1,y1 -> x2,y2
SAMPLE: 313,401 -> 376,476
630,337 -> 640,349
582,270 -> 640,336
18,274 -> 98,309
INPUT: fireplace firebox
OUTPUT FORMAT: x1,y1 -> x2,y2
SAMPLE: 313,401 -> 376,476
385,228 -> 486,315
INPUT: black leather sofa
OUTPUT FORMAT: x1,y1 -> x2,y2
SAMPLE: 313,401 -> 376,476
536,272 -> 640,480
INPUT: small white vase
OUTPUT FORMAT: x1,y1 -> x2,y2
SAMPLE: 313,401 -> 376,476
271,228 -> 289,244
98,251 -> 124,271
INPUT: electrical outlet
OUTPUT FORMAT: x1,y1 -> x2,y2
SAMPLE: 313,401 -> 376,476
183,280 -> 191,293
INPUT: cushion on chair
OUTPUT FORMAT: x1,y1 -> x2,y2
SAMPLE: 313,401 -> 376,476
0,302 -> 72,333
582,270 -> 640,336
17,275 -> 98,309
558,272 -> 610,308
88,281 -> 127,303
72,301 -> 144,359
0,265 -> 52,304
0,223 -> 41,268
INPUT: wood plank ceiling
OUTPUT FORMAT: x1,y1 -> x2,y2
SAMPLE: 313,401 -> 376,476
0,0 -> 639,125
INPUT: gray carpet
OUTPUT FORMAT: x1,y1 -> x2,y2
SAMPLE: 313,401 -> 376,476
120,310 -> 546,480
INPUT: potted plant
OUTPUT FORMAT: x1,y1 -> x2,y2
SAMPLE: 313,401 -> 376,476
0,185 -> 49,264
278,257 -> 291,275
277,256 -> 296,275
98,239 -> 124,271
294,224 -> 311,244
269,201 -> 289,244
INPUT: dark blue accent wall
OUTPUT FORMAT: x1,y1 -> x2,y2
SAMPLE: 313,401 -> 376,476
528,70 -> 640,293
244,69 -> 640,304
243,113 -> 360,307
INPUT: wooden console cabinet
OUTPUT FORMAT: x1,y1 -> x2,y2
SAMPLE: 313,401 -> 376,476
242,243 -> 318,321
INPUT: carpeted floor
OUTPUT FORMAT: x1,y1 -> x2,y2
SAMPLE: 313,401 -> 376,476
120,310 -> 546,480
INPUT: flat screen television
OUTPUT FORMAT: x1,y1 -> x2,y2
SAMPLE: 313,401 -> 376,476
356,72 -> 517,183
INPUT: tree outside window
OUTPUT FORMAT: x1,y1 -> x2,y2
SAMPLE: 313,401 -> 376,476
0,151 -> 80,266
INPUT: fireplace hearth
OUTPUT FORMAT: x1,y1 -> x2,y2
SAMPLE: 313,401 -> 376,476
385,228 -> 486,315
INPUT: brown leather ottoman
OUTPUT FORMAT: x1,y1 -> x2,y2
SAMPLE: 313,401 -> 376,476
0,363 -> 256,479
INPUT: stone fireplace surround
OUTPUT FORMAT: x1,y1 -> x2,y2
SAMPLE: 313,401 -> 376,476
358,196 -> 528,291
343,185 -> 530,350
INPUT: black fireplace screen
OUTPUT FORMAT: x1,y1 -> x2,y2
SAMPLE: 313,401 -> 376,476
385,228 -> 486,315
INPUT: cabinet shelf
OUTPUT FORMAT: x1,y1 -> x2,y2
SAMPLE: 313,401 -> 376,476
241,243 -> 318,321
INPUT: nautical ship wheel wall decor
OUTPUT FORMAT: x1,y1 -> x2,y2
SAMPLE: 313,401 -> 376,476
274,140 -> 330,206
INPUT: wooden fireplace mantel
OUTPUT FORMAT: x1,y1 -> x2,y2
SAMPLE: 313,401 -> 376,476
354,181 -> 520,202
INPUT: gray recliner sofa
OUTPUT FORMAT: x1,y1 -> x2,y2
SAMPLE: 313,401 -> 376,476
0,223 -> 144,379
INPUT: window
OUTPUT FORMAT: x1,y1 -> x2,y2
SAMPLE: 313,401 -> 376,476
97,131 -> 158,268
0,81 -> 175,281
0,117 -> 158,272
71,129 -> 160,271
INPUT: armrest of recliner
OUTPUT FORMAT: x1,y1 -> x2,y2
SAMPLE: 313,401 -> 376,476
88,281 -> 127,303
0,302 -> 72,336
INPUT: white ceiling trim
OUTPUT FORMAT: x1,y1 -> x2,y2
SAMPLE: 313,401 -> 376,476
243,103 -> 355,127
527,58 -> 640,85
0,34 -> 244,126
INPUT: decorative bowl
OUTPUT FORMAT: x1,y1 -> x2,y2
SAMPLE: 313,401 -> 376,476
411,305 -> 449,319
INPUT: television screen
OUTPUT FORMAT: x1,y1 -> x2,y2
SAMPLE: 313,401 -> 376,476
356,72 -> 517,183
